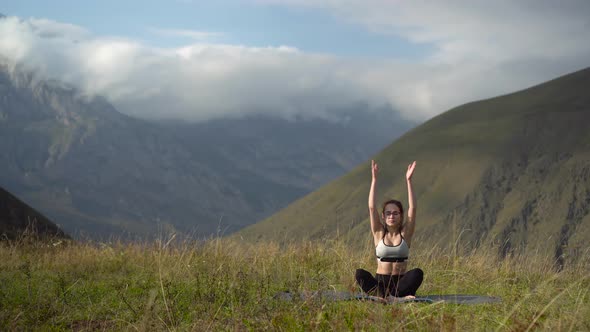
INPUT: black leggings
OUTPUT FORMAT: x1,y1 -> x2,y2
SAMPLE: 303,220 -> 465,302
355,268 -> 424,298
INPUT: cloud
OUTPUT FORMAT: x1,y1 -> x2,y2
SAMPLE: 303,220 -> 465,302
255,0 -> 590,114
148,28 -> 223,41
297,0 -> 590,63
0,15 -> 383,122
1,2 -> 589,123
110,44 -> 382,121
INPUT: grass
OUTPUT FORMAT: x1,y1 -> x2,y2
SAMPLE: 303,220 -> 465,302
0,234 -> 589,331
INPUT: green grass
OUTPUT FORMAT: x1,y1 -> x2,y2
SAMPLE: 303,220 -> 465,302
1,236 -> 589,331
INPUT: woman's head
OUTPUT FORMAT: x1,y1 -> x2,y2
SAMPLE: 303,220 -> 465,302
381,199 -> 404,230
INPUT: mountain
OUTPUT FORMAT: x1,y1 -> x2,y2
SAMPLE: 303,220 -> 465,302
238,67 -> 590,263
1,185 -> 70,240
0,65 -> 414,239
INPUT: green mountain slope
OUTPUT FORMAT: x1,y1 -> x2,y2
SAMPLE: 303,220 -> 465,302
0,185 -> 70,240
238,67 -> 590,262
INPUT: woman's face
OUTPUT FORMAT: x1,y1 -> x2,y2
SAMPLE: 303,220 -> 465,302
383,203 -> 402,227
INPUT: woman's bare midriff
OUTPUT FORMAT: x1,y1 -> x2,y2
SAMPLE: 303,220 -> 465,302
376,260 -> 407,275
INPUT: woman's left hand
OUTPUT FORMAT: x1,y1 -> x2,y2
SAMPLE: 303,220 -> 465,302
406,161 -> 416,181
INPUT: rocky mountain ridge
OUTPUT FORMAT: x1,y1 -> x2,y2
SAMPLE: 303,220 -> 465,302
0,65 -> 414,239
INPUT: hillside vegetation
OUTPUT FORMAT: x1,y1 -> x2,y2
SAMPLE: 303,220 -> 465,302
239,67 -> 590,265
0,185 -> 69,241
1,237 -> 588,330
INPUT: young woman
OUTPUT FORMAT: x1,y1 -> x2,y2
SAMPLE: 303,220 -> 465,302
355,160 -> 423,299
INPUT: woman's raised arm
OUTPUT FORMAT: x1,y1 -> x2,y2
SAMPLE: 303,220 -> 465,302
369,160 -> 384,240
402,161 -> 417,246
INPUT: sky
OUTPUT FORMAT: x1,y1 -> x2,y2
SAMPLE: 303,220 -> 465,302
1,0 -> 589,123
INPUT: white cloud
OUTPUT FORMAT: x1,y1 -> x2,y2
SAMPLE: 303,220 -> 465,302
148,28 -> 223,41
1,2 -> 589,123
0,16 -> 385,121
26,18 -> 89,40
255,0 -> 590,115
320,1 -> 590,64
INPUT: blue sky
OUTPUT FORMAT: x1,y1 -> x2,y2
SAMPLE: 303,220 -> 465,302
1,1 -> 589,122
2,0 -> 430,58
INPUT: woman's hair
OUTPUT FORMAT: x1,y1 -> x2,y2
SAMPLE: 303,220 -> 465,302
381,199 -> 404,228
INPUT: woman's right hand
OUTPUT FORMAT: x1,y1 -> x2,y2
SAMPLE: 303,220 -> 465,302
371,160 -> 378,181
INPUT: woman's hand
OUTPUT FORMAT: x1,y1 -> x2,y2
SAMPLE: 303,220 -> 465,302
406,161 -> 416,181
371,160 -> 379,181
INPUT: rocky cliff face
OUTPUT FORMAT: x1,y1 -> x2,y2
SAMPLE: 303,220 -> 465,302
0,65 -> 414,239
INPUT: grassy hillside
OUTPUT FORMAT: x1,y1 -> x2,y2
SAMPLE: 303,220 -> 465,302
1,238 -> 588,330
0,186 -> 70,241
238,67 -> 590,264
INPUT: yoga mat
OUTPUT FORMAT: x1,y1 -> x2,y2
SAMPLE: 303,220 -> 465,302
275,290 -> 501,305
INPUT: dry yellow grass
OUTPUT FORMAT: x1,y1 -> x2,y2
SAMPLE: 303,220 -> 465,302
0,234 -> 588,331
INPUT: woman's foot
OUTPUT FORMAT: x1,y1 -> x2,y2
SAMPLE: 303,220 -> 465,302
385,295 -> 416,302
